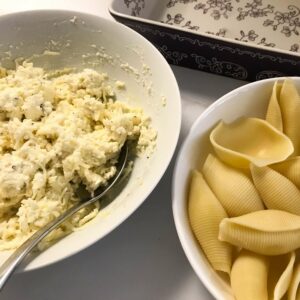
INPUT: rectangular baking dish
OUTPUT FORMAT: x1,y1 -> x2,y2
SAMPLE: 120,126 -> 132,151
109,0 -> 300,81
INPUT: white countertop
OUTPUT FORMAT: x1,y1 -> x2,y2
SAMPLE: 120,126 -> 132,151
0,1 -> 246,299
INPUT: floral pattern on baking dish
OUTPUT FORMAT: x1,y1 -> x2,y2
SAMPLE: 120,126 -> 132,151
123,0 -> 300,53
123,0 -> 145,16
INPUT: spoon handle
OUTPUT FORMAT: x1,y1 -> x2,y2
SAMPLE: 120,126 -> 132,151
0,200 -> 88,291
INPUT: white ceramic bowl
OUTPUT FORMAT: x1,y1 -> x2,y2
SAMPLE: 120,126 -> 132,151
0,10 -> 181,270
172,77 -> 300,300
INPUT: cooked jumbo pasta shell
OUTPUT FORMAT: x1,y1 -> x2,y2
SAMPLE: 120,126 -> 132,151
266,81 -> 283,131
279,79 -> 300,156
219,210 -> 300,255
231,249 -> 269,300
288,257 -> 300,300
269,252 -> 296,300
210,117 -> 294,169
251,164 -> 300,215
271,157 -> 300,190
188,170 -> 232,274
202,154 -> 264,217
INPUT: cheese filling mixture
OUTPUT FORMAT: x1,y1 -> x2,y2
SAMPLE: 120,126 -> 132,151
0,63 -> 156,250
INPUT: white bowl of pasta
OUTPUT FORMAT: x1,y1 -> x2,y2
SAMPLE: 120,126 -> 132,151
0,10 -> 181,270
173,77 -> 300,300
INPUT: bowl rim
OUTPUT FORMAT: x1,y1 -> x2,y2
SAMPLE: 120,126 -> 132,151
172,76 -> 300,299
0,9 -> 182,271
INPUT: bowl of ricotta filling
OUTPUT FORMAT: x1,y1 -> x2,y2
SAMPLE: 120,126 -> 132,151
0,10 -> 181,270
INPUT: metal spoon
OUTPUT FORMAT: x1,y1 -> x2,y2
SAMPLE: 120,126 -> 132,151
0,143 -> 128,291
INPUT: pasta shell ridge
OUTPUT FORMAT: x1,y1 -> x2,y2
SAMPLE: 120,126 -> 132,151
269,252 -> 296,300
266,81 -> 283,131
279,79 -> 300,156
188,170 -> 232,274
251,164 -> 300,215
288,255 -> 300,300
202,154 -> 264,217
231,249 -> 269,300
271,157 -> 300,190
219,210 -> 300,255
